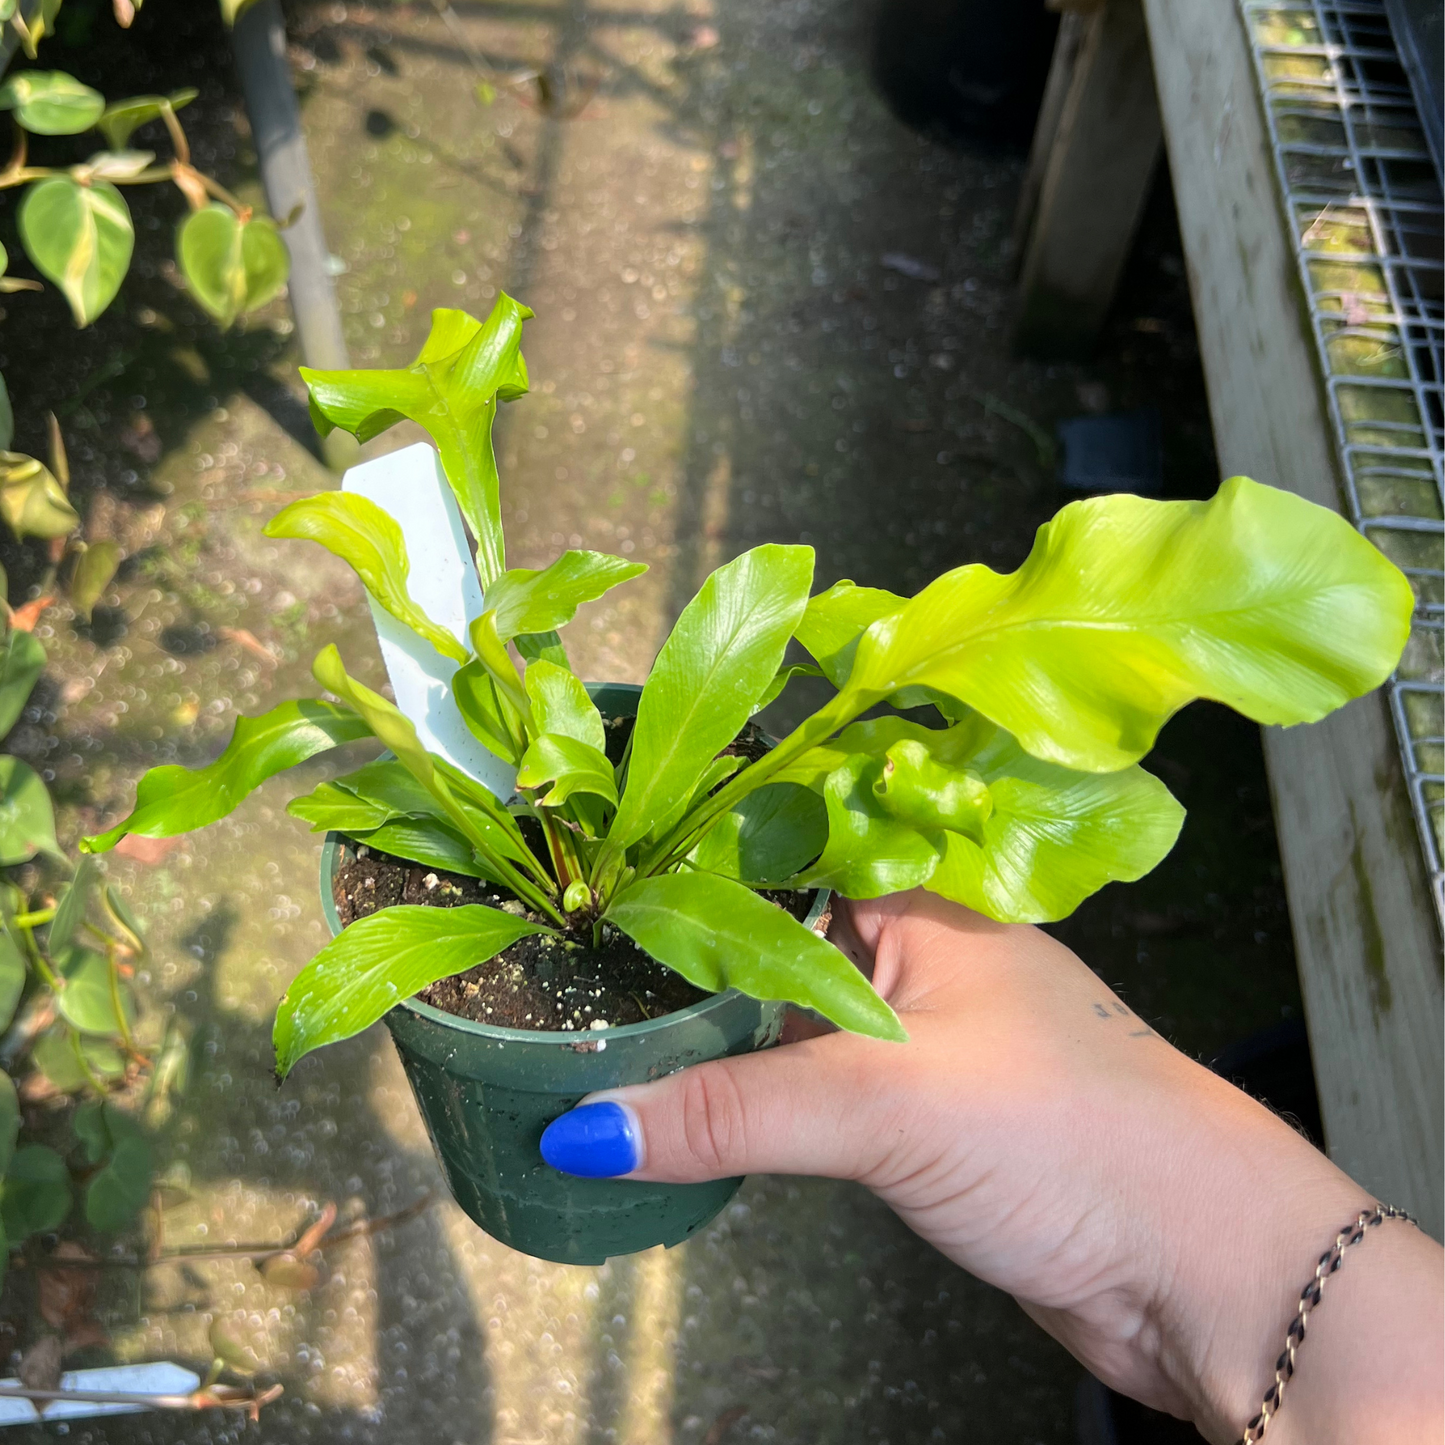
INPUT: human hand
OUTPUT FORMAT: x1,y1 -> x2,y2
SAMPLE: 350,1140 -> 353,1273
541,892 -> 1443,1443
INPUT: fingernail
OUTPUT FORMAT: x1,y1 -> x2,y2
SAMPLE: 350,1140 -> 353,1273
540,1101 -> 640,1178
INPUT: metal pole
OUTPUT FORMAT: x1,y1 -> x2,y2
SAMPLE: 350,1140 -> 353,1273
231,0 -> 357,469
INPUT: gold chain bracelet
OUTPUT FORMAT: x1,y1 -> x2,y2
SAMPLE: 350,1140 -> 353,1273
1240,1203 -> 1417,1442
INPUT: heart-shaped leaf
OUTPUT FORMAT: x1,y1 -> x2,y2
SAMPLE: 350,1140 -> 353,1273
0,71 -> 104,135
0,451 -> 79,540
0,629 -> 45,740
0,756 -> 58,864
2,1144 -> 72,1242
69,540 -> 122,620
56,945 -> 135,1037
18,176 -> 133,326
176,204 -> 289,327
97,88 -> 195,150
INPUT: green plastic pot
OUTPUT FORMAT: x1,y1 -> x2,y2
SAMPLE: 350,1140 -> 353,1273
317,684 -> 827,1265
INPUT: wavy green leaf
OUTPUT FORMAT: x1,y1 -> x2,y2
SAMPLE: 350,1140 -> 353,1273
485,551 -> 646,641
265,491 -> 467,663
792,749 -> 942,898
0,71 -> 103,134
453,658 -> 521,762
302,298 -> 532,587
841,477 -> 1415,772
517,732 -> 618,806
920,713 -> 1185,922
0,757 -> 58,864
609,544 -> 814,854
0,629 -> 44,740
606,871 -> 904,1041
274,903 -> 554,1076
18,176 -> 133,326
751,662 -> 825,716
525,660 -> 605,748
795,579 -> 904,686
81,699 -> 371,852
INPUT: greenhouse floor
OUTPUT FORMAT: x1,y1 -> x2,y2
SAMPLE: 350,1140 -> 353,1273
1,0 -> 1306,1440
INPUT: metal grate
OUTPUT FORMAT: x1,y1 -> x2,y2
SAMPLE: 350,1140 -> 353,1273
1242,0 -> 1445,924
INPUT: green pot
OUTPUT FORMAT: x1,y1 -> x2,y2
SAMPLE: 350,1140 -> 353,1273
318,684 -> 826,1265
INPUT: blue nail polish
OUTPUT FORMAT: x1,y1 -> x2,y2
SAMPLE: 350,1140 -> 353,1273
540,1102 -> 639,1178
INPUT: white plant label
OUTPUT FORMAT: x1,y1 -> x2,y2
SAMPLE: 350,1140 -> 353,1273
0,1362 -> 201,1422
342,442 -> 515,799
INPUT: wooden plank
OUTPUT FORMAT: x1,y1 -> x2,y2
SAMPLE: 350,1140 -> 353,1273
1014,0 -> 1162,356
1141,0 -> 1444,1239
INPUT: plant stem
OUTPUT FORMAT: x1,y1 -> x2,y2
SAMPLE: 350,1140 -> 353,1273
12,908 -> 53,929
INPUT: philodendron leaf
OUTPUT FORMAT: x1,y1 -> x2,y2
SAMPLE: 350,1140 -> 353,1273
0,71 -> 104,134
81,699 -> 372,853
2,1144 -> 71,1242
48,855 -> 98,955
516,733 -> 618,806
18,176 -> 134,326
795,580 -> 904,686
176,205 -> 289,326
608,544 -> 815,853
484,551 -> 647,641
0,757 -> 59,864
75,150 -> 155,182
0,628 -> 45,739
56,944 -> 137,1036
0,1073 -> 18,1176
265,492 -> 468,663
69,539 -> 122,620
0,451 -> 79,539
0,926 -> 25,1033
840,477 -> 1416,773
98,88 -> 196,150
688,781 -> 827,885
920,713 -> 1185,923
274,904 -> 554,1076
85,1131 -> 152,1232
302,298 -> 533,588
606,871 -> 905,1041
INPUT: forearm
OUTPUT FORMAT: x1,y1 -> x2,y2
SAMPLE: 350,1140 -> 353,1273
1141,1077 -> 1443,1445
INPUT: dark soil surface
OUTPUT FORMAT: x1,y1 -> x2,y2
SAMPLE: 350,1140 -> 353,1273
332,839 -> 817,1032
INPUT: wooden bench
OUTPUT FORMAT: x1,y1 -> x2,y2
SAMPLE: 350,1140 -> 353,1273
1015,0 -> 1444,1238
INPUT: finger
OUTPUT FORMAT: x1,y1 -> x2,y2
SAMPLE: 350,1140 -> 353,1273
538,1029 -> 897,1183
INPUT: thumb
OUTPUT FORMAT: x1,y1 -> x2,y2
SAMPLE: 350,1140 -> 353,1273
539,1029 -> 894,1183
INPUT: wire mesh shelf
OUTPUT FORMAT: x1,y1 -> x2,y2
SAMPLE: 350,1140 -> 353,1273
1242,0 -> 1444,924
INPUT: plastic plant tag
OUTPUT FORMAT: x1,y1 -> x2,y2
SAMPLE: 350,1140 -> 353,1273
342,442 -> 515,798
0,1362 -> 201,1422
